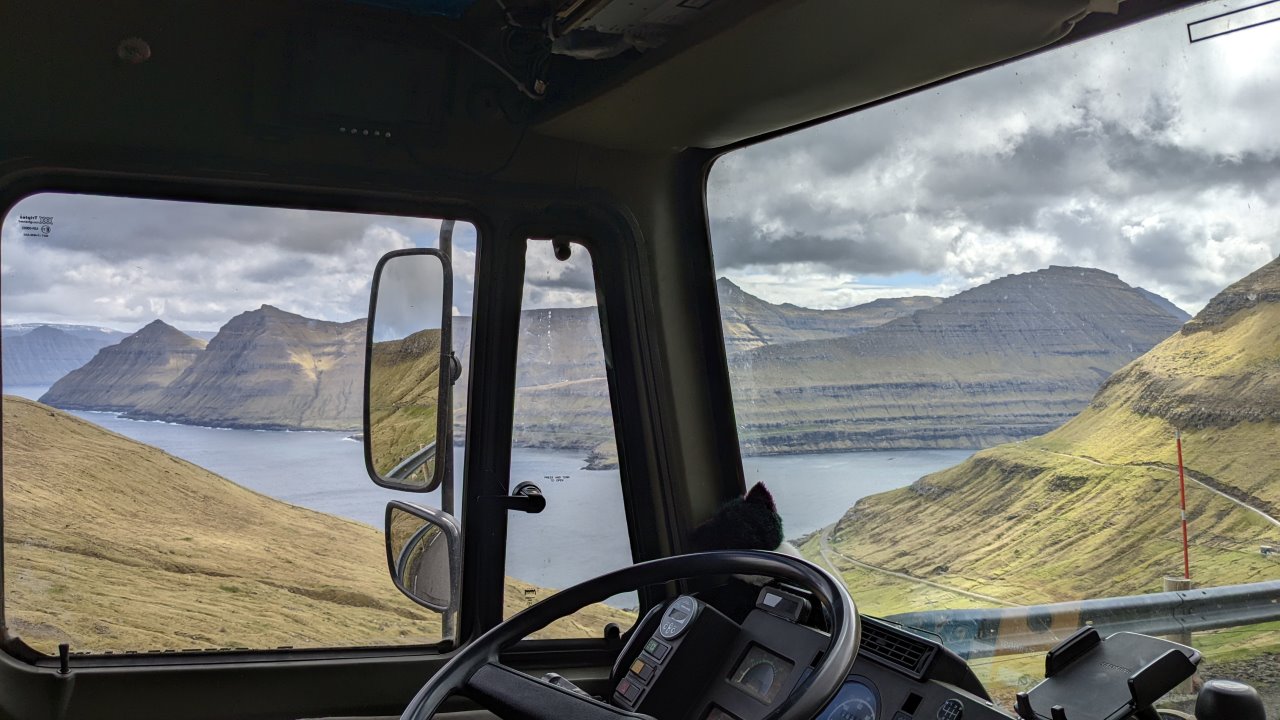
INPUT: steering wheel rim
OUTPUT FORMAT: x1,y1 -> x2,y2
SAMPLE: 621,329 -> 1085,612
401,550 -> 859,720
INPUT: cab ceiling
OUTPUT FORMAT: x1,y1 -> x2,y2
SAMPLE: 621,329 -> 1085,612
0,0 -> 1196,184
536,0 -> 1099,150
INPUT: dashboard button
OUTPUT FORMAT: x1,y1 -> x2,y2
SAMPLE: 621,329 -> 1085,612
630,656 -> 656,682
616,677 -> 642,704
645,637 -> 670,661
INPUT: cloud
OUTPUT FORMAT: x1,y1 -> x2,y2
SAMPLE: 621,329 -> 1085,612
707,3 -> 1280,312
371,252 -> 448,342
1,197 -> 480,330
520,240 -> 599,309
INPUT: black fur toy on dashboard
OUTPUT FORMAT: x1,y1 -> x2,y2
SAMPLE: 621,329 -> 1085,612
689,482 -> 785,553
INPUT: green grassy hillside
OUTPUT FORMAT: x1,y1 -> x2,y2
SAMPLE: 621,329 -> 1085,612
2,396 -> 632,654
825,258 -> 1280,604
367,329 -> 443,477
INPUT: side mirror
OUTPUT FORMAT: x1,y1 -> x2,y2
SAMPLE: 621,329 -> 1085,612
364,249 -> 452,492
385,501 -> 461,613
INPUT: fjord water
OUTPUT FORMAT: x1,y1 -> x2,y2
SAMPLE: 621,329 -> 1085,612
3,386 -> 971,595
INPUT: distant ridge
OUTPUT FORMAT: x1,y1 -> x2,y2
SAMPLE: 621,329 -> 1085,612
2,325 -> 124,386
716,277 -> 940,353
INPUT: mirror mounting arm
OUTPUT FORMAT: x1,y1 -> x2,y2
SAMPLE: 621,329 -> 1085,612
482,481 -> 546,514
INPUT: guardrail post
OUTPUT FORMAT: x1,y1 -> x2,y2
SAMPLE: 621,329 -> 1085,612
1163,577 -> 1196,695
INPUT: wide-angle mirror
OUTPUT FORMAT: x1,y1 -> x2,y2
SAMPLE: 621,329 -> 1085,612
385,501 -> 460,613
364,248 -> 452,492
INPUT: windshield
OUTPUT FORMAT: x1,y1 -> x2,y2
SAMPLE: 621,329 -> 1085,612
708,1 -> 1280,712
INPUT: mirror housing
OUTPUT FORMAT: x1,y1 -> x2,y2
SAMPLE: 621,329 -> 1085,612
363,248 -> 452,492
385,501 -> 461,613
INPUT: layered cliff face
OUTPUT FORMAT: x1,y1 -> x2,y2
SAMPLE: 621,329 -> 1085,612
128,306 -> 365,431
829,257 -> 1280,603
730,266 -> 1190,453
39,321 -> 206,410
472,286 -> 940,462
717,278 -> 940,353
2,325 -> 124,387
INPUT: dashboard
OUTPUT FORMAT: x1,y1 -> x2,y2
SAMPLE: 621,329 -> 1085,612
611,587 -> 1011,720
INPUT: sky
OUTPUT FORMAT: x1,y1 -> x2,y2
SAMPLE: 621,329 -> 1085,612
4,0 -> 1280,332
708,0 -> 1280,313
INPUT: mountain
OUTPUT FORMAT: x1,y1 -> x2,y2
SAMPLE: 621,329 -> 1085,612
730,266 -> 1189,454
2,322 -> 129,342
368,328 -> 444,476
717,278 -> 941,353
1,325 -> 124,386
1,396 -> 631,653
452,289 -> 937,466
825,257 -> 1280,604
127,305 -> 366,431
39,320 -> 206,410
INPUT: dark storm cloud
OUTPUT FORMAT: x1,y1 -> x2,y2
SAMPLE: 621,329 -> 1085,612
709,216 -> 938,275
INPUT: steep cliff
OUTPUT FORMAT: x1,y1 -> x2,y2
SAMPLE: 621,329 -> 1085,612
128,305 -> 365,431
731,266 -> 1189,453
39,320 -> 205,411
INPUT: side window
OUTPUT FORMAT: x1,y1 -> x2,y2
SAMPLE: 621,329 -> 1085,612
503,239 -> 638,637
1,193 -> 476,655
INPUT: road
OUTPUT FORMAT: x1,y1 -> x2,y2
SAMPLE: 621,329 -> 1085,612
1034,448 -> 1280,530
816,524 -> 1017,607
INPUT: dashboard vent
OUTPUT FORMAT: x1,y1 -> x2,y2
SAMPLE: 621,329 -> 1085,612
859,618 -> 936,679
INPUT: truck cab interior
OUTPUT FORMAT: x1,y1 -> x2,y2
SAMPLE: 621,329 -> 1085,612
2,1 -> 1278,719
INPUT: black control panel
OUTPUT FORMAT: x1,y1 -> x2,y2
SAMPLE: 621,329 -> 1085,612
613,592 -> 829,720
613,595 -> 740,715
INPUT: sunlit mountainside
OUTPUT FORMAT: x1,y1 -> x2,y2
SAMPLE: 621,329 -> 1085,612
825,256 -> 1280,604
367,328 -> 443,476
1,396 -> 633,654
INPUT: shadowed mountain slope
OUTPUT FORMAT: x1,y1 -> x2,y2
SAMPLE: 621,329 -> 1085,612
39,320 -> 206,411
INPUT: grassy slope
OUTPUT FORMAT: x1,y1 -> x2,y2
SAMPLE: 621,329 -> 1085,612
829,302 -> 1280,604
3,397 -> 632,654
368,329 -> 443,476
789,264 -> 1280,708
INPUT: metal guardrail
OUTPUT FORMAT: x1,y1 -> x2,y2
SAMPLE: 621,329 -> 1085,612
884,580 -> 1280,659
387,440 -> 437,481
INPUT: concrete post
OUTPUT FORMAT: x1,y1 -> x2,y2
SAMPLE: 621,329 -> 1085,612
1163,577 -> 1196,696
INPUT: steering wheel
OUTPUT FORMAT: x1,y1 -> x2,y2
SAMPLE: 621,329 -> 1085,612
400,550 -> 859,720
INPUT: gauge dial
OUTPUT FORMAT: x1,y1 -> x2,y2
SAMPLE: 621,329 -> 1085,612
658,595 -> 698,640
818,679 -> 879,720
828,698 -> 876,720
